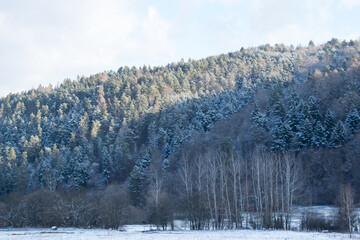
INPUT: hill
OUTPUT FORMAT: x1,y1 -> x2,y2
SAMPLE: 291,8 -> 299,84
0,38 -> 360,229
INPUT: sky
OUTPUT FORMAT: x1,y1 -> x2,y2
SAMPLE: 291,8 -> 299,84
0,0 -> 360,97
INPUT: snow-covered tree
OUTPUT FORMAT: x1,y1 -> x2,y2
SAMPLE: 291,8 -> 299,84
312,121 -> 326,147
345,106 -> 360,134
128,153 -> 151,206
307,96 -> 322,122
324,110 -> 337,144
298,118 -> 313,149
330,121 -> 348,147
271,121 -> 291,152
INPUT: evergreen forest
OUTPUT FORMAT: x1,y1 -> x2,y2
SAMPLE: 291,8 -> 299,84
1,38 -> 360,231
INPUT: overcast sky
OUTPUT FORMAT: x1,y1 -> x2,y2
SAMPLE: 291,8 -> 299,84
0,0 -> 360,97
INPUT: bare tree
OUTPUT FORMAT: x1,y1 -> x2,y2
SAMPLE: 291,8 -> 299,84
248,150 -> 302,230
250,149 -> 265,228
99,184 -> 130,230
179,152 -> 195,228
147,160 -> 163,229
179,150 -> 209,230
282,152 -> 302,230
206,149 -> 220,229
338,184 -> 356,237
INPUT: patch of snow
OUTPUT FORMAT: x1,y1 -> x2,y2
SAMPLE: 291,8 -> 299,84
0,228 -> 356,240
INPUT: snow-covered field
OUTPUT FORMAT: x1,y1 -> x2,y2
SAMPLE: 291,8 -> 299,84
0,207 -> 357,240
0,226 -> 356,240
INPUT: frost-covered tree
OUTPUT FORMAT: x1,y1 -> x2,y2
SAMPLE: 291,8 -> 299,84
312,121 -> 326,147
345,106 -> 360,134
330,121 -> 348,147
324,110 -> 337,144
271,121 -> 291,152
101,146 -> 112,184
251,104 -> 268,130
128,153 -> 151,206
71,147 -> 89,189
298,118 -> 313,149
286,93 -> 302,133
91,120 -> 101,140
307,96 -> 322,122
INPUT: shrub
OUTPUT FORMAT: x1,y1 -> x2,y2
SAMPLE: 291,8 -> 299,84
300,210 -> 334,231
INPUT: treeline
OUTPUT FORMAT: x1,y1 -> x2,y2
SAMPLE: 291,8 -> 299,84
0,185 -> 133,229
0,150 -> 355,232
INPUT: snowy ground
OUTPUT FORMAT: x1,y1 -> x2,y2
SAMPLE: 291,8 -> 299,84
0,226 -> 357,240
0,207 -> 358,240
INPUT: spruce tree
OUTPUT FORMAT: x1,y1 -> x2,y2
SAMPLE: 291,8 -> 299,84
251,104 -> 268,130
330,121 -> 348,147
307,96 -> 322,122
312,121 -> 326,147
128,153 -> 151,206
345,106 -> 360,133
271,121 -> 291,152
324,110 -> 337,144
101,146 -> 112,184
286,94 -> 303,133
298,118 -> 313,149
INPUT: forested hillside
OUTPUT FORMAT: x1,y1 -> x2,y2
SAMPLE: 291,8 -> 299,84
1,38 -> 360,230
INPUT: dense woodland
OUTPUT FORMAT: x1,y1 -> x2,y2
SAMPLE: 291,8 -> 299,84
1,38 -> 360,231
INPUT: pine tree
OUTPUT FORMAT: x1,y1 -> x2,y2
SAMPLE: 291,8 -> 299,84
251,104 -> 268,130
79,112 -> 90,141
128,164 -> 144,206
101,146 -> 112,184
26,135 -> 41,163
91,120 -> 101,140
324,110 -> 337,144
345,106 -> 360,134
307,96 -> 322,122
6,147 -> 17,162
330,121 -> 348,147
298,118 -> 313,149
312,121 -> 326,147
128,153 -> 151,206
286,93 -> 303,133
38,151 -> 51,189
105,119 -> 116,145
271,121 -> 291,152
71,147 -> 89,189
273,100 -> 286,120
147,121 -> 157,149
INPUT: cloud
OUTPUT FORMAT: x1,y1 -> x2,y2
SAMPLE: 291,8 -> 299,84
249,0 -> 333,33
340,0 -> 360,8
216,0 -> 244,5
266,24 -> 332,46
0,0 -> 174,96
345,33 -> 360,41
1,0 -> 360,96
242,0 -> 336,47
302,0 -> 334,24
136,6 -> 175,63
0,12 -> 5,27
